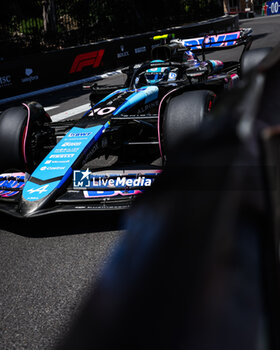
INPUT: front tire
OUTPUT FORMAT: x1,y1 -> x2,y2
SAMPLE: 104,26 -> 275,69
0,102 -> 53,173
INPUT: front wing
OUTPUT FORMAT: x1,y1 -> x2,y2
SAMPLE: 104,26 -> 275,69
0,169 -> 161,218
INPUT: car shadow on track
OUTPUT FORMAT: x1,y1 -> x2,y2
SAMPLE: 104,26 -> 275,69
252,33 -> 269,42
0,211 -> 125,238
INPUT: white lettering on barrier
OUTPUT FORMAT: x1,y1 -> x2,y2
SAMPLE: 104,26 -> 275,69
268,0 -> 280,14
271,1 -> 279,13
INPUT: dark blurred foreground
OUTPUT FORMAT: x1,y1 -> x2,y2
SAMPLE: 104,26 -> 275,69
55,45 -> 280,349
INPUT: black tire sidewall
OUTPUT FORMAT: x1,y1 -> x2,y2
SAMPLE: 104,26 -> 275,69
0,106 -> 28,172
162,90 -> 214,155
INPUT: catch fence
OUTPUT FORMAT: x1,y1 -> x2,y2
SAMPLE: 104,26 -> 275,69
0,0 -> 224,59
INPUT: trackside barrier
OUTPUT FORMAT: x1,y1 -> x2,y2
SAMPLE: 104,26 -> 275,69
0,15 -> 239,101
262,1 -> 280,15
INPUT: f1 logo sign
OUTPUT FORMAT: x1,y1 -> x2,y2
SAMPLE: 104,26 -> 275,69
69,49 -> 104,74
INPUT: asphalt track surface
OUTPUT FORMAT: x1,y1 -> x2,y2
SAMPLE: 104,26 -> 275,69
1,15 -> 280,350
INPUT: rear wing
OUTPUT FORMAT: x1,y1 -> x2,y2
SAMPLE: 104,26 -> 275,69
177,28 -> 252,52
150,28 -> 252,62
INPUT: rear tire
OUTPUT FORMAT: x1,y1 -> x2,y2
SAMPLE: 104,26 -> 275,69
162,90 -> 215,155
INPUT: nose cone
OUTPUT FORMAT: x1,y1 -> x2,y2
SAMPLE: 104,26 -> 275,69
20,180 -> 60,217
19,197 -> 42,217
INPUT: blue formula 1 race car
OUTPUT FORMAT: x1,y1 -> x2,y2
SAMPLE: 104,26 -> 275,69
0,29 -> 253,217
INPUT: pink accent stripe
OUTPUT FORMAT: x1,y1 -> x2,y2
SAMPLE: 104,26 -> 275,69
22,103 -> 31,165
0,172 -> 25,177
84,190 -> 142,199
157,88 -> 178,158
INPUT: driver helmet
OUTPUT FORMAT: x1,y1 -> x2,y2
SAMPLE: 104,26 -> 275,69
145,60 -> 170,84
